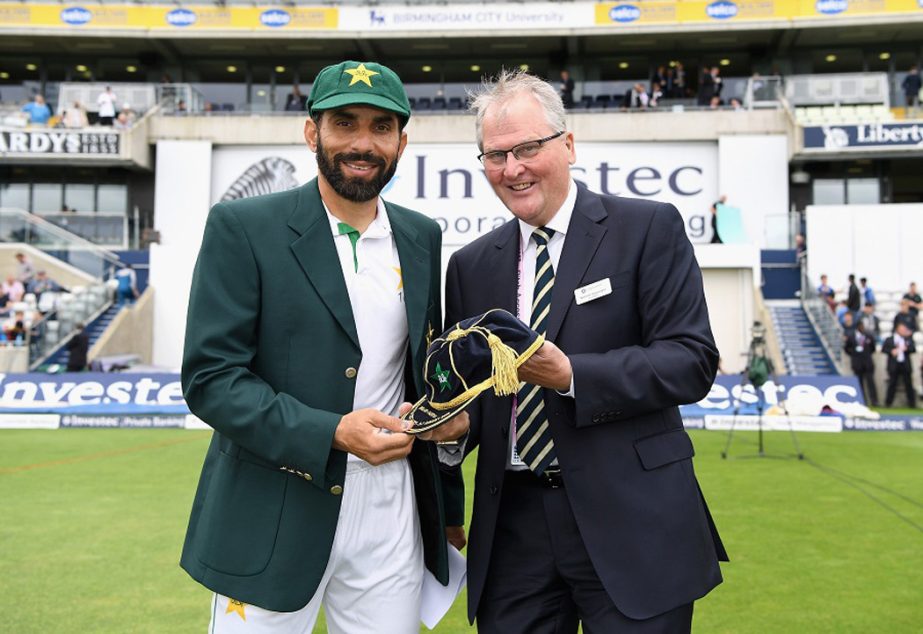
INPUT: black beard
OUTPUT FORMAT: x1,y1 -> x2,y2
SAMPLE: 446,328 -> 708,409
315,135 -> 398,203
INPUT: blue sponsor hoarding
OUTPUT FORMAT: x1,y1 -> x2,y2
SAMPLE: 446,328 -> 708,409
680,374 -> 863,417
0,373 -> 188,415
803,123 -> 923,152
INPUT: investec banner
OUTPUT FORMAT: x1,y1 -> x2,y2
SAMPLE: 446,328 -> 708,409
803,123 -> 923,153
0,127 -> 119,157
680,374 -> 863,420
211,143 -> 718,247
0,372 -> 187,415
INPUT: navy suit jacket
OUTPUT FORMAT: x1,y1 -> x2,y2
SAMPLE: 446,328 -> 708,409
445,184 -> 728,622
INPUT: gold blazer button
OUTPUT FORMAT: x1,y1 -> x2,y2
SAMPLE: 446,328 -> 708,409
345,367 -> 358,379
330,485 -> 343,496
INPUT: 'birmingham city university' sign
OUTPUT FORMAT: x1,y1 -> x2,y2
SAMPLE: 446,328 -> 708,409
0,127 -> 120,156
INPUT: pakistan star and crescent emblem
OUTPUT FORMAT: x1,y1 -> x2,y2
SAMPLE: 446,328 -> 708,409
431,362 -> 452,393
226,599 -> 247,621
344,63 -> 379,87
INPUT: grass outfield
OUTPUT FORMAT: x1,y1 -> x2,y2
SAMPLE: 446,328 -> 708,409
1,429 -> 921,632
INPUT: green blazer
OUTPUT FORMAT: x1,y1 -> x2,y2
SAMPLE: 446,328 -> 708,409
180,179 -> 461,612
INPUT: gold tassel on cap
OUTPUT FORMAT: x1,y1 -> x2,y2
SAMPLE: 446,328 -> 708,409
488,334 -> 520,395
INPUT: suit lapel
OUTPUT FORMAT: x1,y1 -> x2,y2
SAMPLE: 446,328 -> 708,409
288,180 -> 360,350
388,203 -> 429,360
484,220 -> 520,317
547,186 -> 608,341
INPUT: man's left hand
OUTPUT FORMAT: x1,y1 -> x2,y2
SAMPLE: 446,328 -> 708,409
397,403 -> 470,442
518,340 -> 572,391
446,525 -> 467,550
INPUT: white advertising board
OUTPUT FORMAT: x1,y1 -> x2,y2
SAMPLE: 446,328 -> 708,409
211,141 -> 719,247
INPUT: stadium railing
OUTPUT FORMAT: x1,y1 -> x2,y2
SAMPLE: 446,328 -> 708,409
799,260 -> 848,375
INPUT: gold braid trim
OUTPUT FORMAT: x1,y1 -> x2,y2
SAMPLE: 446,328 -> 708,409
429,334 -> 545,411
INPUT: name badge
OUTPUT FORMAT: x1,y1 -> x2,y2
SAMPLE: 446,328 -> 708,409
574,278 -> 612,305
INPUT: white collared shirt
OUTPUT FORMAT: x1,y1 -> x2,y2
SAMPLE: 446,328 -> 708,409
508,180 -> 578,469
324,198 -> 408,462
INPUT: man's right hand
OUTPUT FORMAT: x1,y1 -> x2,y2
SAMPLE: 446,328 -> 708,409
332,408 -> 415,466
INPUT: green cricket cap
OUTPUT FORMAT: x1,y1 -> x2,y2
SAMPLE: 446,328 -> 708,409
308,60 -> 411,122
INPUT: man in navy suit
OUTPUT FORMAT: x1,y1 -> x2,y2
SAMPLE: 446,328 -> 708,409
444,70 -> 727,633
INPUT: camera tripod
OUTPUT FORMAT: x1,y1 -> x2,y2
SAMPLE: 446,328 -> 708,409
721,326 -> 805,460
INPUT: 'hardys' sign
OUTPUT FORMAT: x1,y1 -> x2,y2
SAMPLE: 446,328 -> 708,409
0,127 -> 120,156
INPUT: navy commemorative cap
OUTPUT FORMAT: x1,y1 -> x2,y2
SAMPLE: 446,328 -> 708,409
403,309 -> 544,435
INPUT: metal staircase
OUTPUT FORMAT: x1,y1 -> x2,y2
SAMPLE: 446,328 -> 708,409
766,300 -> 838,375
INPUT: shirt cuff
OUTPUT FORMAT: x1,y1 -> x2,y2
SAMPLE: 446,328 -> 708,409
556,375 -> 575,399
436,433 -> 468,467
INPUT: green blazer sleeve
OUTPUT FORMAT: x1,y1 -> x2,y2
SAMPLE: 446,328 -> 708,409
182,201 -> 340,491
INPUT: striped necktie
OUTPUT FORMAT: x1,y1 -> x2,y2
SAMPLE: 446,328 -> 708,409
516,227 -> 557,475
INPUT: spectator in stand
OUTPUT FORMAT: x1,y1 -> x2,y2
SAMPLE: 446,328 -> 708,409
709,95 -> 722,109
22,94 -> 52,125
836,300 -> 850,326
653,65 -> 667,93
1,275 -> 25,309
121,103 -> 136,125
845,319 -> 878,406
97,86 -> 118,126
176,99 -> 187,113
883,322 -> 916,408
697,65 -> 714,105
663,66 -> 675,97
794,233 -> 806,258
729,97 -> 743,110
674,62 -> 686,98
859,277 -> 875,307
66,322 -> 89,372
649,82 -> 663,107
710,194 -> 727,243
15,252 -> 34,285
624,83 -> 649,109
893,298 -> 918,333
711,66 -> 723,101
817,274 -> 836,310
859,303 -> 881,341
28,270 -> 64,303
114,265 -> 139,306
846,273 -> 861,320
901,66 -> 921,117
114,112 -> 131,130
559,70 -> 575,109
2,310 -> 28,345
62,101 -> 89,128
903,281 -> 922,320
285,84 -> 308,112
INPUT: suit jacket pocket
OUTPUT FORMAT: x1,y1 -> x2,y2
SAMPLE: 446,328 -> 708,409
196,451 -> 286,576
634,428 -> 695,470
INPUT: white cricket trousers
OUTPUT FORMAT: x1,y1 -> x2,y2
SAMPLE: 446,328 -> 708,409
209,457 -> 424,634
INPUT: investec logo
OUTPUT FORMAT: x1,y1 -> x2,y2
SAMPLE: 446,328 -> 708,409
815,0 -> 848,14
706,1 -> 738,19
60,6 -> 92,25
260,9 -> 291,27
609,4 -> 641,23
166,8 -> 197,27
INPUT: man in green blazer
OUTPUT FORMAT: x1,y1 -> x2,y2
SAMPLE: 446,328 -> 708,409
180,60 -> 467,633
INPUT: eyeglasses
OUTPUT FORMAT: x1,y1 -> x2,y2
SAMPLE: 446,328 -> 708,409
477,130 -> 565,168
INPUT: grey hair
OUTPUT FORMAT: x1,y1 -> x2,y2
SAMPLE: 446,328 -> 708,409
468,69 -> 567,151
